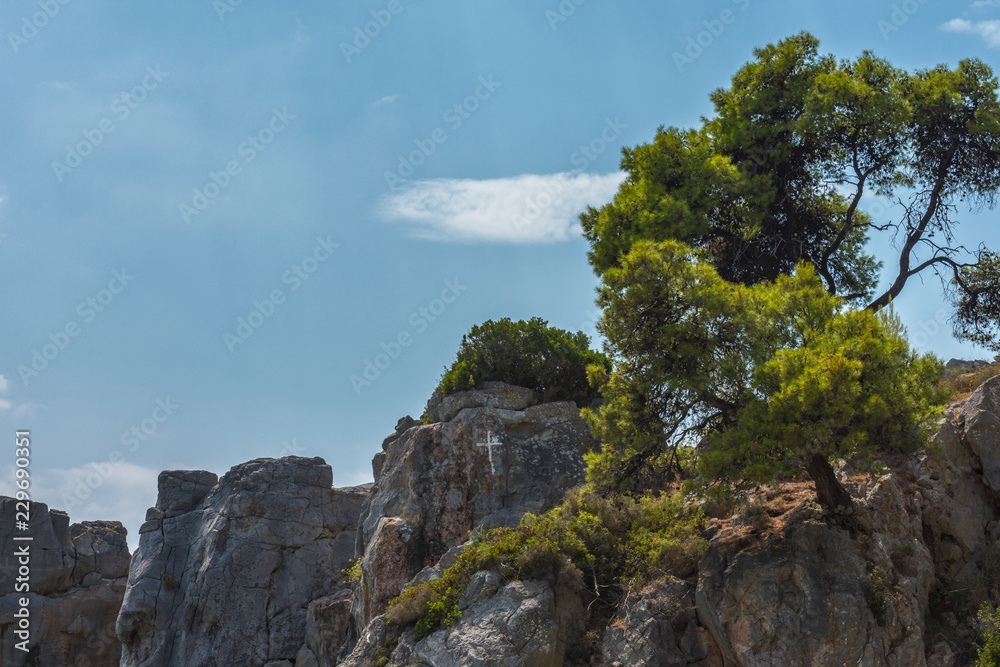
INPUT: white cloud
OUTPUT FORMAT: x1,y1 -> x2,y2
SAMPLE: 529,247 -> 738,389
941,18 -> 1000,47
0,400 -> 10,411
0,375 -> 7,394
0,461 -> 159,552
370,94 -> 401,109
380,172 -> 626,244
973,1 -> 1000,8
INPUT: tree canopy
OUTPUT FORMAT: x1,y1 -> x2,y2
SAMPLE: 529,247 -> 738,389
438,317 -> 609,405
579,33 -> 977,508
583,241 -> 945,506
581,32 -> 1000,351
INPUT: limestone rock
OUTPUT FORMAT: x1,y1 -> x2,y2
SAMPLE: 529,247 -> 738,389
116,457 -> 368,667
295,591 -> 353,667
962,376 -> 1000,493
424,381 -> 537,423
696,469 -> 934,666
918,375 -> 1000,591
340,578 -> 584,667
351,383 -> 594,631
944,359 -> 991,375
0,499 -> 130,667
599,578 -> 720,667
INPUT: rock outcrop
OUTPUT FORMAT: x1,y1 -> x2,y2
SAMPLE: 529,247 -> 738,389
342,575 -> 585,667
696,483 -> 931,666
688,376 -> 1000,666
349,382 -> 594,634
0,498 -> 130,666
10,374 -> 1000,666
339,376 -> 1000,666
116,456 -> 368,667
944,358 -> 993,375
600,578 -> 721,667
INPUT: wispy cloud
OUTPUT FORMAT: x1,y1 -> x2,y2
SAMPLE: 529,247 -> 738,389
941,18 -> 1000,47
370,94 -> 401,110
380,172 -> 626,244
0,375 -> 9,410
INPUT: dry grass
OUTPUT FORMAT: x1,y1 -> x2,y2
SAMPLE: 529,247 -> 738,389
710,480 -> 819,554
942,360 -> 1000,402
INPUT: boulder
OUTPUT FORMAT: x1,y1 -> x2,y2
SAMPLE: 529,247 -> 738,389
424,381 -> 537,423
350,383 -> 594,632
116,457 -> 368,667
0,499 -> 130,666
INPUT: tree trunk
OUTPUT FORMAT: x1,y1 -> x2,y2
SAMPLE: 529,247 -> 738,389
806,453 -> 853,511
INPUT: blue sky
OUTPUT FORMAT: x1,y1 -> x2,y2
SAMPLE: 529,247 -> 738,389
1,1 -> 999,548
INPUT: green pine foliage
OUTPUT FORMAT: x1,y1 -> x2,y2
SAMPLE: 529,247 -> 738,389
437,317 -> 610,404
582,32 -> 1000,349
584,240 -> 947,498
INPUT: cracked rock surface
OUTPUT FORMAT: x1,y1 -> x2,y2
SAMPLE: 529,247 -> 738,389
116,456 -> 368,667
0,498 -> 130,666
341,577 -> 585,667
349,382 -> 594,635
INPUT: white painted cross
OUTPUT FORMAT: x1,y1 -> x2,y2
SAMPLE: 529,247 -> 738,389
477,430 -> 503,476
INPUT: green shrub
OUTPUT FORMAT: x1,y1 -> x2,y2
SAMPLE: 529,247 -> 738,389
385,487 -> 707,638
978,602 -> 1000,667
162,572 -> 180,592
437,317 -> 610,404
864,565 -> 896,620
341,558 -> 362,585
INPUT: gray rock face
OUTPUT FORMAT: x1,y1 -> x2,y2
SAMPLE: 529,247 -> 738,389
350,383 -> 594,633
0,498 -> 130,666
944,358 -> 992,375
116,457 -> 368,667
698,520 -> 882,666
696,472 -> 934,667
600,578 -> 720,667
296,591 -> 353,667
919,375 -> 1000,590
341,577 -> 584,667
424,381 -> 537,423
689,376 -> 1000,667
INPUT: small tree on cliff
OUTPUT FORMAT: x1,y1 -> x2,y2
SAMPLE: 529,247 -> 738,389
579,32 -> 992,507
583,241 -> 946,507
438,317 -> 610,404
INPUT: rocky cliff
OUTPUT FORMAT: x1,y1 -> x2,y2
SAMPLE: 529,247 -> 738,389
0,498 -> 130,666
340,377 -> 1000,666
116,457 -> 368,667
349,381 -> 595,634
5,376 -> 1000,665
